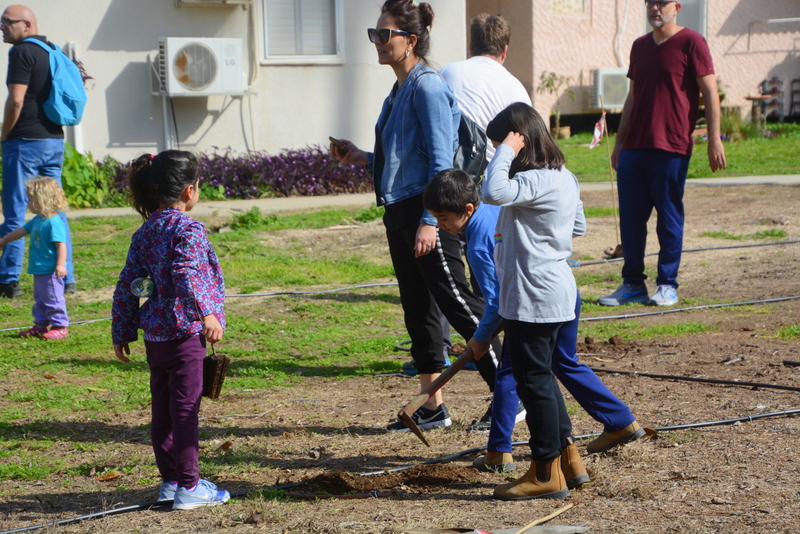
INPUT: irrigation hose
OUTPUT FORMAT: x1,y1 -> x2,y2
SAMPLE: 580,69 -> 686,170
3,405 -> 799,534
590,367 -> 800,393
573,239 -> 800,267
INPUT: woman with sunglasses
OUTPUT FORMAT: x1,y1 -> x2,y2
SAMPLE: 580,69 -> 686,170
331,0 -> 498,432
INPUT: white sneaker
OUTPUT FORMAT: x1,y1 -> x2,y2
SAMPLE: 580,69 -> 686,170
650,285 -> 678,306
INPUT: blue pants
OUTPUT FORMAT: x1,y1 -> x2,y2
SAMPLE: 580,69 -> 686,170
147,335 -> 206,489
488,293 -> 636,452
0,139 -> 74,285
617,148 -> 690,288
552,293 -> 636,433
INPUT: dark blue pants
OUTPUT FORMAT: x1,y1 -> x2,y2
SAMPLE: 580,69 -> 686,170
146,335 -> 206,488
505,319 -> 572,462
617,148 -> 691,288
488,293 -> 636,452
552,293 -> 636,433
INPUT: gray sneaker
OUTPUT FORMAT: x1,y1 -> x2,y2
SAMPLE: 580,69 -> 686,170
598,283 -> 649,306
650,285 -> 678,306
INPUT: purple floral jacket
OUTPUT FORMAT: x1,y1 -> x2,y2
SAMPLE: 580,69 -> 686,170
112,207 -> 225,345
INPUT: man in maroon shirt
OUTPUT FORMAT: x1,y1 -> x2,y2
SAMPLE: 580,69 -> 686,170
599,0 -> 726,308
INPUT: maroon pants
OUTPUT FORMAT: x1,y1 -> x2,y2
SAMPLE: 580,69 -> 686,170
145,335 -> 206,488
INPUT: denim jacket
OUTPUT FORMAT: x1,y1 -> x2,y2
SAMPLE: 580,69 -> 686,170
368,61 -> 459,226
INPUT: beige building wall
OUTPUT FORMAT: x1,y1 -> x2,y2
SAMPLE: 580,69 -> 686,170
0,0 -> 467,163
466,0 -> 800,124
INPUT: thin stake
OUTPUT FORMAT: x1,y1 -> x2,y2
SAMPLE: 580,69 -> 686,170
512,501 -> 577,534
600,95 -> 620,245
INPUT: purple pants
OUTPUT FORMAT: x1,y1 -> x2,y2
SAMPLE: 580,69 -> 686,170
32,273 -> 69,328
145,335 -> 206,488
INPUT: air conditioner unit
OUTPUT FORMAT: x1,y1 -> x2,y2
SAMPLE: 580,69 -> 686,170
589,68 -> 629,109
158,37 -> 244,97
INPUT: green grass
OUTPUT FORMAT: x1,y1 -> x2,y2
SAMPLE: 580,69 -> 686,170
778,325 -> 800,339
699,229 -> 788,241
560,130 -> 800,182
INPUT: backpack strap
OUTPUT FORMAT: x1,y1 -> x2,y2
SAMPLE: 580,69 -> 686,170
22,37 -> 56,53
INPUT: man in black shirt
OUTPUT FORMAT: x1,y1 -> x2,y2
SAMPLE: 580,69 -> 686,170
0,4 -> 75,298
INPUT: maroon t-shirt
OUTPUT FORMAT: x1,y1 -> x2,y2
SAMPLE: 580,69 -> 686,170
623,28 -> 714,156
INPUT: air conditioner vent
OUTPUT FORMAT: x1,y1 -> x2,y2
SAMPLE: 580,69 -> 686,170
588,68 -> 629,109
157,38 -> 243,97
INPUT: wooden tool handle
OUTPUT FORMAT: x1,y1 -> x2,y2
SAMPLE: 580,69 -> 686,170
400,347 -> 476,415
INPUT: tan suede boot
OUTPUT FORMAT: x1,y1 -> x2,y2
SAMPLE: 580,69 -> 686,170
492,455 -> 569,500
561,443 -> 590,489
586,420 -> 646,454
472,451 -> 516,473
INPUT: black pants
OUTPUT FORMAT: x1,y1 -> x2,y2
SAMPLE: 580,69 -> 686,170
504,318 -> 573,462
386,221 -> 498,390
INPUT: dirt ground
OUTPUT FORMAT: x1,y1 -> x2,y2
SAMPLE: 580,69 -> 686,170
2,184 -> 800,534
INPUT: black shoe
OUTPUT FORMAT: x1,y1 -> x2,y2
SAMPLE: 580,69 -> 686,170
387,403 -> 452,432
64,282 -> 77,294
401,357 -> 451,376
467,400 -> 493,433
0,281 -> 22,298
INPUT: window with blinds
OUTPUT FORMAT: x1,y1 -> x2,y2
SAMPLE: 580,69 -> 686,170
262,0 -> 342,62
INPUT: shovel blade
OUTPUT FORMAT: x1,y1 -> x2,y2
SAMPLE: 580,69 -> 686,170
397,409 -> 430,446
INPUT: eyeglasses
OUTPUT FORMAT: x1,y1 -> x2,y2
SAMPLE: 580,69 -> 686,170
367,28 -> 411,45
645,1 -> 675,10
0,17 -> 26,27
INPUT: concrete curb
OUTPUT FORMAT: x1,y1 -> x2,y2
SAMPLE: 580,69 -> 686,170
5,174 -> 800,222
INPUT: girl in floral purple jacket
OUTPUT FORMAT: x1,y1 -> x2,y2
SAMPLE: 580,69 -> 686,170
111,150 -> 229,510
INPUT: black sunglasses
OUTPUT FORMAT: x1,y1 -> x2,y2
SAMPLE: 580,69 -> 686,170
0,17 -> 26,27
645,1 -> 675,9
367,28 -> 411,45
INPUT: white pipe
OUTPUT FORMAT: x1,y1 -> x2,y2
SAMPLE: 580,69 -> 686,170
616,0 -> 632,69
162,95 -> 173,151
63,41 -> 84,153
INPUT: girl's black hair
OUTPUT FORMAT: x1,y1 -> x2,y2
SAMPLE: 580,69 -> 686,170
381,0 -> 434,63
127,150 -> 200,219
486,102 -> 565,176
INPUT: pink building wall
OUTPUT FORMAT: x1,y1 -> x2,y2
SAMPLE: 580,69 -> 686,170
467,1 -> 800,123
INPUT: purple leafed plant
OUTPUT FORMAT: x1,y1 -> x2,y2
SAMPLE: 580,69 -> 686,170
102,146 -> 372,200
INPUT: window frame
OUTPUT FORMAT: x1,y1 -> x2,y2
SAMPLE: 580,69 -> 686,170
259,0 -> 345,65
643,0 -> 707,38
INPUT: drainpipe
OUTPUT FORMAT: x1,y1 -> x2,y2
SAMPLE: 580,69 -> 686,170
63,41 -> 84,153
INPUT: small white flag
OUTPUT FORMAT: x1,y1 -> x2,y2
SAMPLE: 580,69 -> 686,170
589,111 -> 606,149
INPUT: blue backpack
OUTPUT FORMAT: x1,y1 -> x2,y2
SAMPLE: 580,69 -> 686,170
22,38 -> 87,126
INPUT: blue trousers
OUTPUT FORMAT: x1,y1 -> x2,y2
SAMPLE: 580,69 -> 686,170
488,293 -> 636,453
0,139 -> 74,285
617,148 -> 691,288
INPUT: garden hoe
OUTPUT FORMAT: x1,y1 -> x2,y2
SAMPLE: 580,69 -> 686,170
397,347 -> 478,447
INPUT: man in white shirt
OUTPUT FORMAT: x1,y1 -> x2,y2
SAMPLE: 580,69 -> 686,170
440,13 -> 532,161
434,14 -> 532,439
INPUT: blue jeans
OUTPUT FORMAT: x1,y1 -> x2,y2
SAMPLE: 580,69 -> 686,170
617,148 -> 691,288
0,138 -> 74,284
